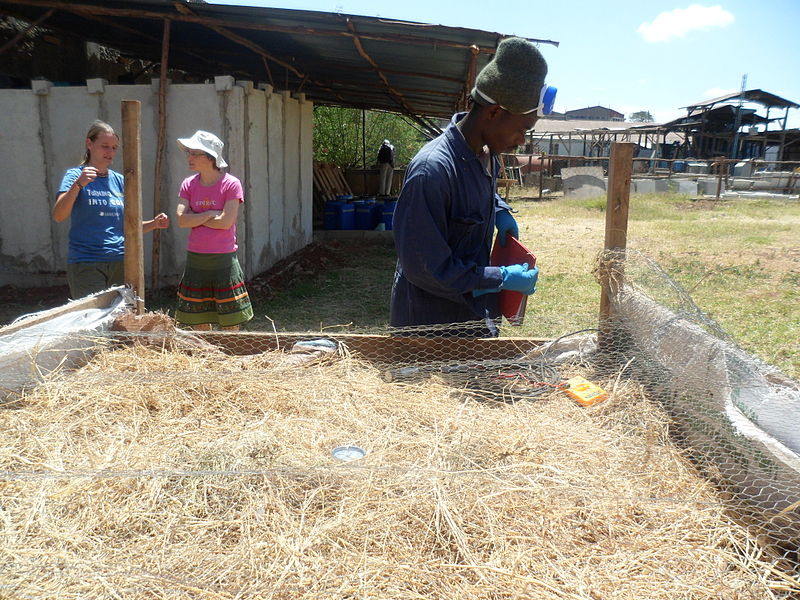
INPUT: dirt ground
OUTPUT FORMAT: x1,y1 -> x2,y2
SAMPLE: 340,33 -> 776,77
244,240 -> 353,300
0,283 -> 71,326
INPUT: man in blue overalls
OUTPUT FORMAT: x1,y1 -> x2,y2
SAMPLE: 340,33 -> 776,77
390,37 -> 556,336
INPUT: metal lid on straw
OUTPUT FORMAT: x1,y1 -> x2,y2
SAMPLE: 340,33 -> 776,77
331,445 -> 366,462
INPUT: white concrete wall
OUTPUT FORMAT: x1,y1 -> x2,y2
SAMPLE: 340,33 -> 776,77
0,78 -> 313,287
0,90 -> 55,276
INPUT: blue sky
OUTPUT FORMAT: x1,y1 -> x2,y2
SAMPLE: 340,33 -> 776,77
208,1 -> 800,128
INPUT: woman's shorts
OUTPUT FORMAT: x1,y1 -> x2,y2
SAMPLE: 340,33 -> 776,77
67,260 -> 124,299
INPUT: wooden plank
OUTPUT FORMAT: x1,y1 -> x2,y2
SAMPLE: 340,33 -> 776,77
314,162 -> 353,197
192,332 -> 549,364
335,166 -> 353,195
324,163 -> 343,193
313,161 -> 354,203
324,163 -> 345,195
313,162 -> 333,201
312,163 -> 328,200
121,100 -> 145,314
318,163 -> 339,197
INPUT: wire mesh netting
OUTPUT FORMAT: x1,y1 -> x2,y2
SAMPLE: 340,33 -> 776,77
0,254 -> 798,599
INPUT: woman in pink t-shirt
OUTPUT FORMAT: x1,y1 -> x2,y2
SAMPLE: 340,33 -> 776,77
174,130 -> 253,330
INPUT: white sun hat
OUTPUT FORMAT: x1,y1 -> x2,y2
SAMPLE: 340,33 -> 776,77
177,130 -> 228,168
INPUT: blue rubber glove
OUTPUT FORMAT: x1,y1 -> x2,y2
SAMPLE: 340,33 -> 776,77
495,209 -> 519,247
500,263 -> 539,295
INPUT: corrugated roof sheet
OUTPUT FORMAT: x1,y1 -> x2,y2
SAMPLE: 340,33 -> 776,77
683,89 -> 799,111
532,119 -> 655,133
530,119 -> 684,144
0,0 -> 558,127
660,105 -> 772,131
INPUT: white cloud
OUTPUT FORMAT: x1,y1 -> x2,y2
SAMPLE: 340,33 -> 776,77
638,5 -> 734,43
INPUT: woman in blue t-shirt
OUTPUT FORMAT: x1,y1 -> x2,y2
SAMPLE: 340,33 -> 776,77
53,120 -> 170,299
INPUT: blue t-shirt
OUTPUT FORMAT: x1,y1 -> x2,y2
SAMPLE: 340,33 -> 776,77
59,167 -> 125,263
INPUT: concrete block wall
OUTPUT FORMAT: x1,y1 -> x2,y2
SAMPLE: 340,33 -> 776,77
676,180 -> 698,195
0,79 -> 313,287
629,178 -> 698,195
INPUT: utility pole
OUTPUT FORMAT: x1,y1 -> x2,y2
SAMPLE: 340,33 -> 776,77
730,73 -> 747,160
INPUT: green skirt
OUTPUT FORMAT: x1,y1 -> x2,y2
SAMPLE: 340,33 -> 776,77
175,252 -> 253,327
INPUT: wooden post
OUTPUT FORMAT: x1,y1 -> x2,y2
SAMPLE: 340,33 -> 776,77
122,100 -> 145,314
538,153 -> 544,200
715,157 -> 724,200
778,107 -> 789,162
151,17 -> 170,293
361,109 -> 367,194
598,142 -> 634,351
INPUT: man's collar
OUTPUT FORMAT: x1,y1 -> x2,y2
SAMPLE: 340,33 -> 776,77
448,112 -> 489,162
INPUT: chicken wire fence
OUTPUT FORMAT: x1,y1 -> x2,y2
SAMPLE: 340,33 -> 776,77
0,253 -> 798,598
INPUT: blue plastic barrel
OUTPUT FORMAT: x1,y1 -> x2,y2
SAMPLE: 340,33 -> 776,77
373,203 -> 386,230
355,202 -> 375,230
382,199 -> 397,231
338,202 -> 355,230
370,202 -> 382,229
356,197 -> 378,229
324,200 -> 342,230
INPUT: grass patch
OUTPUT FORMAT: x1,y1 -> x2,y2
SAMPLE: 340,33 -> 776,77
515,192 -> 799,376
577,196 -> 606,212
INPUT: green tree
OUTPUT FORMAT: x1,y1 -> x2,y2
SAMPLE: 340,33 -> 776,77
313,106 -> 427,168
629,110 -> 655,123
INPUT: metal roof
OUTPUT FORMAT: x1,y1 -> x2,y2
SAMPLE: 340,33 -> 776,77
0,0 -> 558,131
683,89 -> 799,111
660,105 -> 772,131
533,118 -> 647,133
531,119 -> 684,144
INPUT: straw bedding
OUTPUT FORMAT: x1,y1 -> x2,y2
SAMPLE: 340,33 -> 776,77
1,339 -> 798,599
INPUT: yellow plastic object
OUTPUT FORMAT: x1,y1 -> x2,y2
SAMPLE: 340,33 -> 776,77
564,376 -> 608,406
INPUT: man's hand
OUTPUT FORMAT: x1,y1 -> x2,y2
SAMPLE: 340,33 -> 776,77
500,263 -> 538,295
472,262 -> 539,297
495,209 -> 519,247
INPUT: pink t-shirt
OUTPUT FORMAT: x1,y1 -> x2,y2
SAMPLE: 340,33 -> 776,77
180,173 -> 244,254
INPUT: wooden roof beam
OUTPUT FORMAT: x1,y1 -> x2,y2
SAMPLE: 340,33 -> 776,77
0,3 -> 240,76
345,17 -> 440,135
318,63 -> 465,86
173,2 -> 346,103
457,44 -> 480,112
76,12 -> 220,71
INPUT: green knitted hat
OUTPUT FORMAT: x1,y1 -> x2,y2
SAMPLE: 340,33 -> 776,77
471,37 -> 548,115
